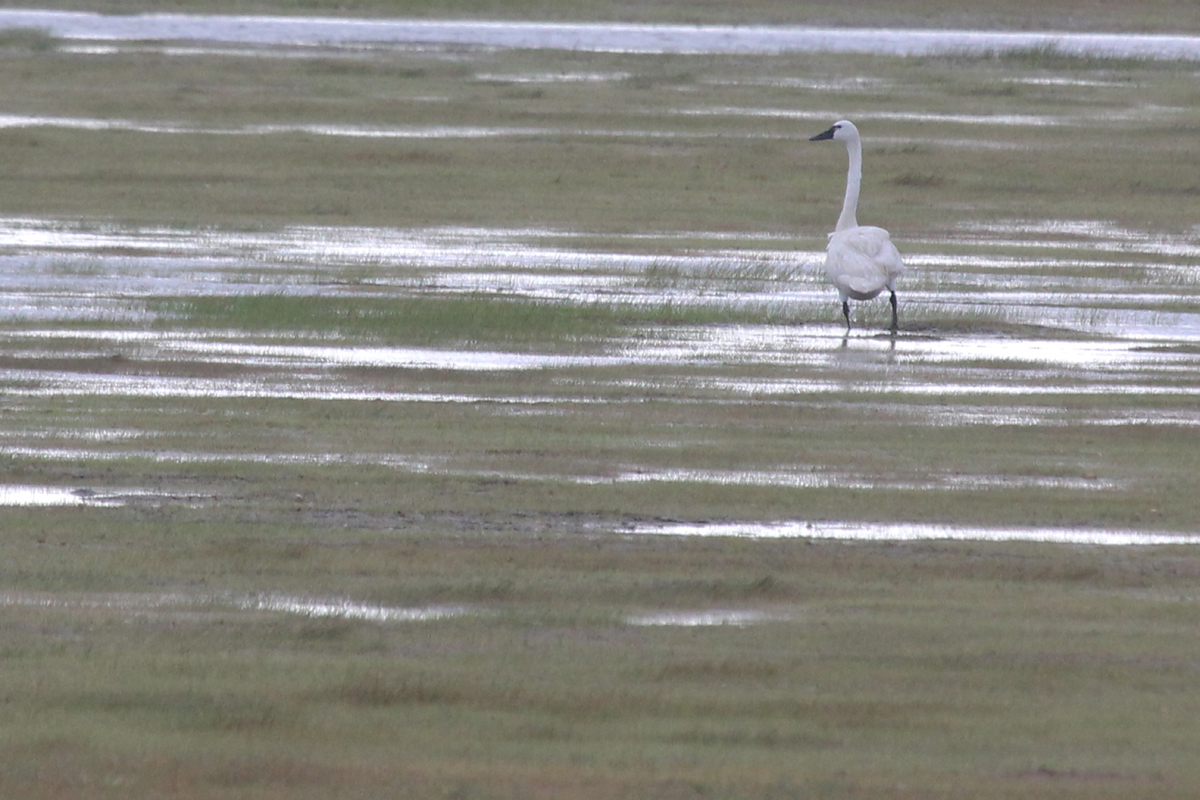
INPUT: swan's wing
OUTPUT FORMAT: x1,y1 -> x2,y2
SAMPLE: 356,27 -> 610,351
824,226 -> 904,298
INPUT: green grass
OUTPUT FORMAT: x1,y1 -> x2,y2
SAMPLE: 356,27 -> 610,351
155,294 -> 625,344
151,293 -> 821,343
933,43 -> 1199,70
2,45 -> 1199,233
5,521 -> 1200,799
0,27 -> 58,51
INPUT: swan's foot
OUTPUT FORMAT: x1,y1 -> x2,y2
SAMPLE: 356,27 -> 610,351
889,291 -> 898,333
842,299 -> 852,330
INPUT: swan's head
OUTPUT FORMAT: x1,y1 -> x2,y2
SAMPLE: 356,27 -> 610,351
809,120 -> 860,143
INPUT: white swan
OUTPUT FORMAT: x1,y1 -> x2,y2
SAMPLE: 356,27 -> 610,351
810,120 -> 904,332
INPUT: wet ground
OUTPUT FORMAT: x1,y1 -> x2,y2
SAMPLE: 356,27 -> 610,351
2,15 -> 1199,557
2,214 -> 1199,550
5,27 -> 1200,800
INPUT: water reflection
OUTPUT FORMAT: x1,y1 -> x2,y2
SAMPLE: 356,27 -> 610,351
0,590 -> 477,623
0,114 -> 551,140
237,595 -> 473,622
626,609 -> 783,626
6,325 -> 1198,405
0,440 -> 1129,495
942,219 -> 1200,259
6,11 -> 1200,59
0,484 -> 126,507
1,208 -> 1200,418
591,467 -> 1120,492
475,71 -> 632,83
3,216 -> 1200,543
679,106 -> 1068,127
630,520 -> 1200,546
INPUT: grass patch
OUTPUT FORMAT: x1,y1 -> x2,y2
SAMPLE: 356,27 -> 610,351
958,43 -> 1193,71
154,294 -> 622,345
3,46 -> 1200,231
5,524 -> 1200,798
0,27 -> 58,51
152,292 -> 826,344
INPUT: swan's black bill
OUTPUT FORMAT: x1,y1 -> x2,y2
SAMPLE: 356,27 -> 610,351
809,125 -> 837,141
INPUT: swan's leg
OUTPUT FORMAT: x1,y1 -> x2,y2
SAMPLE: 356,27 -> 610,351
842,299 -> 851,330
889,290 -> 898,333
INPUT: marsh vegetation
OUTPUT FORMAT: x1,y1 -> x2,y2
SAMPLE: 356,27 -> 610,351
2,3 -> 1200,798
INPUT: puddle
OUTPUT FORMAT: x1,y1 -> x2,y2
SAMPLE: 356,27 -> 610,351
3,109 -> 1175,142
0,446 -> 1127,493
586,467 -> 1121,492
1,445 -> 442,470
0,217 -> 812,277
625,609 -> 784,626
0,379 -> 578,405
154,340 -> 625,371
0,114 -> 551,140
6,112 -> 955,144
679,107 -> 1067,127
235,595 -> 474,622
1011,76 -> 1131,88
0,590 -> 477,623
6,11 -> 1200,59
629,520 -> 1200,546
944,219 -> 1200,260
58,42 -> 449,61
0,485 -> 128,507
475,71 -> 632,83
49,325 -> 1171,379
679,106 -> 1193,131
706,76 -> 890,92
628,325 -> 1200,369
0,589 -> 755,628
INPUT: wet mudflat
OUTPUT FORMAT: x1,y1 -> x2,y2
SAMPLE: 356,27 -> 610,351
3,15 -> 1200,800
3,215 -> 1199,529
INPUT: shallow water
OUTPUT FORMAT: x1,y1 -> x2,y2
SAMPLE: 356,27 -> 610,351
625,609 -> 785,626
0,114 -> 552,140
629,520 -> 1200,546
3,214 -> 1200,542
3,215 -> 1200,397
0,590 -> 475,623
5,11 -> 1200,59
237,595 -> 474,622
0,484 -> 125,507
0,588 -> 775,628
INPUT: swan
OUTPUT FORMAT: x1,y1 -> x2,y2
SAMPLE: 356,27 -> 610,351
809,120 -> 904,332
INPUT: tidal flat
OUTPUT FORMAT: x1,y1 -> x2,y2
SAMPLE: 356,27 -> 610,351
2,7 -> 1200,798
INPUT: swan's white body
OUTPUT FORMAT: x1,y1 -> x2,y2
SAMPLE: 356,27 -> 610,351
810,120 -> 904,331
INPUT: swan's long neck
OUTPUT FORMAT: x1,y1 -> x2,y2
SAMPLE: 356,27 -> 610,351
836,136 -> 862,233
